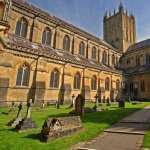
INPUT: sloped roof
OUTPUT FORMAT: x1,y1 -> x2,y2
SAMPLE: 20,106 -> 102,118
1,34 -> 122,74
11,0 -> 121,54
123,65 -> 150,75
127,39 -> 150,52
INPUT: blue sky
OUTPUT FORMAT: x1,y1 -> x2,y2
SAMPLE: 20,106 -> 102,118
28,0 -> 149,42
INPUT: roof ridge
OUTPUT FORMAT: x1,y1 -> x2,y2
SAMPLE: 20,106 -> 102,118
11,0 -> 122,53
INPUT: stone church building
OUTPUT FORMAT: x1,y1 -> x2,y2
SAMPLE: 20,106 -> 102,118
0,0 -> 149,105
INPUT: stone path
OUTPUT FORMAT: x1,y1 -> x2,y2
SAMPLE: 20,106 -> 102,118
77,106 -> 150,150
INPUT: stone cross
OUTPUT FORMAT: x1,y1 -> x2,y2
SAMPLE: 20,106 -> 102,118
8,102 -> 15,113
16,102 -> 23,118
26,99 -> 33,119
93,94 -> 99,112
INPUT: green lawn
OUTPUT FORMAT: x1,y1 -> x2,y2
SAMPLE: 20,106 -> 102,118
0,102 -> 149,150
144,130 -> 150,148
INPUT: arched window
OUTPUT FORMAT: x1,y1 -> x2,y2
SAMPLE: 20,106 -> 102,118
140,80 -> 145,92
50,69 -> 60,88
79,41 -> 85,56
0,2 -> 5,20
105,77 -> 110,91
116,79 -> 120,91
16,64 -> 30,86
112,54 -> 115,65
74,72 -> 81,89
15,17 -> 28,38
42,27 -> 52,46
92,47 -> 97,59
63,35 -> 70,51
102,51 -> 107,64
91,75 -> 97,90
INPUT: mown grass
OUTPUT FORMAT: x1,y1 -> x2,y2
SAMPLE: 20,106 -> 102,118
144,130 -> 150,148
0,102 -> 149,150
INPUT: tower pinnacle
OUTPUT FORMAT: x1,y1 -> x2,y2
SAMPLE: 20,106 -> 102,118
119,2 -> 124,13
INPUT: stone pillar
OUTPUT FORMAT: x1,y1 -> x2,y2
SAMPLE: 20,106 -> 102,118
55,29 -> 62,49
81,69 -> 91,100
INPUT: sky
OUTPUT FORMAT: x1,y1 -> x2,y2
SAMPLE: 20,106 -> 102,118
28,0 -> 150,42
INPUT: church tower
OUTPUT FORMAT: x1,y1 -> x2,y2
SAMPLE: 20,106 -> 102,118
103,3 -> 136,53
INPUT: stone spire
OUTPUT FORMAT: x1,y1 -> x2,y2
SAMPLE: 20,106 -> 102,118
103,11 -> 108,21
119,2 -> 124,13
126,9 -> 128,15
114,9 -> 116,15
109,10 -> 111,17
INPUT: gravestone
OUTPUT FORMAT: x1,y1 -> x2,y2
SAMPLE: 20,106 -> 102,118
16,99 -> 36,132
118,99 -> 125,108
8,102 -> 15,114
69,94 -> 75,108
40,116 -> 82,142
106,98 -> 111,106
7,102 -> 23,127
93,94 -> 101,112
75,94 -> 85,117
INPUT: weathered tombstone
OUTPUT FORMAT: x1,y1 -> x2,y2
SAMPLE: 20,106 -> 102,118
93,94 -> 98,112
93,94 -> 101,112
40,116 -> 82,142
7,102 -> 23,127
41,102 -> 45,109
103,96 -> 105,103
8,102 -> 15,114
75,94 -> 85,117
106,98 -> 111,106
16,99 -> 36,132
69,94 -> 75,108
56,100 -> 60,109
128,96 -> 131,103
118,99 -> 125,108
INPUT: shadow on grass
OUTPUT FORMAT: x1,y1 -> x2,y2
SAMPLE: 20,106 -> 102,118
1,112 -> 9,115
82,108 -> 139,125
23,133 -> 40,141
8,128 -> 17,132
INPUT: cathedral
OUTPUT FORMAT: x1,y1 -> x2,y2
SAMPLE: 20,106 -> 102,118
0,0 -> 149,105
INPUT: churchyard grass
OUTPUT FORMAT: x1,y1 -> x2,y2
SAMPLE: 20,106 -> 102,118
0,102 -> 149,150
144,129 -> 150,148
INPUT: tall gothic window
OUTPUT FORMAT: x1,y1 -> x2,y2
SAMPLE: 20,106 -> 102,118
50,69 -> 60,88
116,79 -> 120,91
16,64 -> 30,86
105,77 -> 110,91
136,55 -> 140,66
140,80 -> 145,92
112,54 -> 115,65
79,41 -> 85,56
103,51 -> 107,65
15,17 -> 28,38
74,72 -> 81,89
146,54 -> 150,65
42,27 -> 52,46
63,35 -> 70,51
91,47 -> 97,59
91,75 -> 97,90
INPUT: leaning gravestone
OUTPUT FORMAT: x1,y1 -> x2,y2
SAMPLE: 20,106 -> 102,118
75,94 -> 85,117
40,116 -> 82,142
7,102 -> 23,127
16,99 -> 36,132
